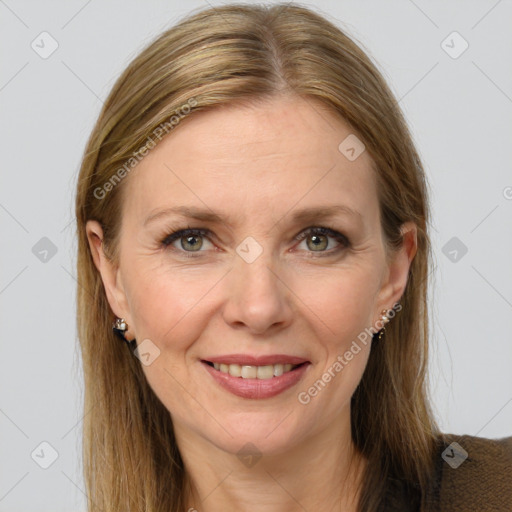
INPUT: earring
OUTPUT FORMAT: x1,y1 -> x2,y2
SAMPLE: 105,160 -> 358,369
112,317 -> 137,350
377,308 -> 391,342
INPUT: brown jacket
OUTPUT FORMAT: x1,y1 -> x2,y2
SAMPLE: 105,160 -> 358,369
383,433 -> 512,511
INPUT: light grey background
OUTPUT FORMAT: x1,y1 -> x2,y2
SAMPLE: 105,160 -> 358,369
1,0 -> 511,510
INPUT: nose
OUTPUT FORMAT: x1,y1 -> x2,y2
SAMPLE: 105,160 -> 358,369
221,247 -> 294,336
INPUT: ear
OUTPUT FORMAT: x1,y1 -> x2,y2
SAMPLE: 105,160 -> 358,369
85,220 -> 135,339
374,221 -> 418,319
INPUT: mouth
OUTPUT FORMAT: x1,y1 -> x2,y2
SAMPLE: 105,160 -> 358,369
203,361 -> 307,380
200,358 -> 311,399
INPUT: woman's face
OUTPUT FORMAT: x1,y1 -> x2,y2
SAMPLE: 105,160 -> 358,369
87,95 -> 416,456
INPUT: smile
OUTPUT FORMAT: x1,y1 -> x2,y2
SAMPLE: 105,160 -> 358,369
205,361 -> 302,379
201,358 -> 311,399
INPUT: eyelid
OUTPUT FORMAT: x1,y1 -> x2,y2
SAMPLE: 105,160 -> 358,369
294,226 -> 348,244
160,226 -> 213,248
160,225 -> 350,256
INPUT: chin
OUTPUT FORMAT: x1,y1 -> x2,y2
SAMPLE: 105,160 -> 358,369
204,408 -> 312,457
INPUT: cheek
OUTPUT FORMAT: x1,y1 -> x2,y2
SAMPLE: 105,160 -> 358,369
124,265 -> 224,351
293,265 -> 380,348
295,273 -> 376,414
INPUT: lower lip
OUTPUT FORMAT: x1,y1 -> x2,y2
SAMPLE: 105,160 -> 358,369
201,361 -> 311,399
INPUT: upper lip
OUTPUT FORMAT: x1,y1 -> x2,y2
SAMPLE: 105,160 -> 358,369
203,354 -> 310,366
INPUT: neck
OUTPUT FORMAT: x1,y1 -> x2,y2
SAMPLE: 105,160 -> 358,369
176,412 -> 366,512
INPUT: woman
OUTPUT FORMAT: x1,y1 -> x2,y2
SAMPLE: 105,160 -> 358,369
75,3 -> 512,511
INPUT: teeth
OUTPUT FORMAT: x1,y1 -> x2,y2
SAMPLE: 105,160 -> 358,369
241,365 -> 257,379
212,362 -> 300,379
257,365 -> 274,379
228,364 -> 241,377
273,364 -> 284,377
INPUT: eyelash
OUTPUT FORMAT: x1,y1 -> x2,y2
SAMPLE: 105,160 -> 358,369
159,225 -> 351,258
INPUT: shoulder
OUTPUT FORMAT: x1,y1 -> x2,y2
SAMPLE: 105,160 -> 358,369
431,432 -> 512,511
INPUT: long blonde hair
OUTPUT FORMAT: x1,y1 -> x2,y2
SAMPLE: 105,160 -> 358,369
75,3 -> 440,510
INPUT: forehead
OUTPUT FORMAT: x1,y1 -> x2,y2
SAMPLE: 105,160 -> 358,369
122,95 -> 378,228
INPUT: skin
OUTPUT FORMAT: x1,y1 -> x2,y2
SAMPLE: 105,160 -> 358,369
87,94 -> 417,511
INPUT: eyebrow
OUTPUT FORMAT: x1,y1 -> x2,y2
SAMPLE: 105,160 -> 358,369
143,205 -> 362,227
